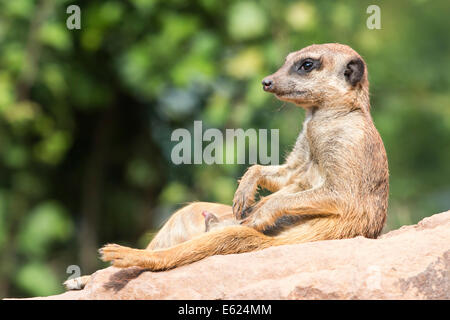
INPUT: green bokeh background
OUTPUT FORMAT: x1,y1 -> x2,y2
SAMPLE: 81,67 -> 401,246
0,0 -> 449,298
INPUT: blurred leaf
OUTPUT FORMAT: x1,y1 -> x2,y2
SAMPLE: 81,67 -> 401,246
211,176 -> 235,205
33,131 -> 72,165
2,101 -> 40,125
33,114 -> 55,137
228,1 -> 268,40
81,28 -> 103,52
161,13 -> 199,47
3,0 -> 34,18
157,88 -> 199,120
331,3 -> 353,30
159,182 -> 192,205
39,23 -> 71,51
0,191 -> 7,251
12,172 -> 46,198
2,144 -> 28,168
2,43 -> 26,73
126,158 -> 157,187
42,64 -> 67,96
15,262 -> 61,296
285,2 -> 317,31
0,73 -> 16,111
18,201 -> 73,257
130,0 -> 156,12
203,92 -> 230,126
226,47 -> 264,79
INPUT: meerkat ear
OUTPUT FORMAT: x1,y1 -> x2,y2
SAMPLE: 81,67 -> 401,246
344,58 -> 365,86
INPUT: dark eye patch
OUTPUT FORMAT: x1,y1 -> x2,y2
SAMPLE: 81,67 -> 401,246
290,58 -> 321,75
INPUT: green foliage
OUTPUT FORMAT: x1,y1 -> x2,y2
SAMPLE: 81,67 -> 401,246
18,201 -> 73,257
0,192 -> 7,251
228,2 -> 268,40
0,0 -> 449,297
15,262 -> 61,297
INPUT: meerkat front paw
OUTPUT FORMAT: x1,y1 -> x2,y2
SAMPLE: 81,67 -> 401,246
241,211 -> 273,232
240,197 -> 278,232
99,243 -> 147,268
232,165 -> 262,219
232,189 -> 256,220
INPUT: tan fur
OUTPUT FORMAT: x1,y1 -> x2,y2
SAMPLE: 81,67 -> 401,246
63,275 -> 92,290
146,202 -> 233,250
93,43 -> 389,274
203,210 -> 238,232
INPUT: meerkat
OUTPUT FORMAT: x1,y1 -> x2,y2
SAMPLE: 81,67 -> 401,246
203,211 -> 238,232
203,211 -> 221,231
66,43 -> 388,288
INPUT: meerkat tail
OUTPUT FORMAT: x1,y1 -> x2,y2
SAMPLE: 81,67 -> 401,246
63,275 -> 91,290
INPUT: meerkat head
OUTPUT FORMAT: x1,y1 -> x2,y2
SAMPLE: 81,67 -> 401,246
262,43 -> 369,109
202,211 -> 220,232
202,211 -> 238,232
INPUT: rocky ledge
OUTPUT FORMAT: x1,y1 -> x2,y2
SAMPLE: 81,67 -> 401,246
15,211 -> 450,299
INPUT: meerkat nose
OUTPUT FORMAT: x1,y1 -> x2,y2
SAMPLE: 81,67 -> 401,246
262,78 -> 274,91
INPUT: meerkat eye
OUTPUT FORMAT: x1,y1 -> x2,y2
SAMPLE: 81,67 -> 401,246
297,59 -> 315,72
301,61 -> 313,70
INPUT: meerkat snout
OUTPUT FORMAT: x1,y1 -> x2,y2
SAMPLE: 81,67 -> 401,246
262,78 -> 274,92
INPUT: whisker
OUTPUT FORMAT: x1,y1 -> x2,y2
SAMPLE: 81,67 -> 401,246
276,102 -> 287,112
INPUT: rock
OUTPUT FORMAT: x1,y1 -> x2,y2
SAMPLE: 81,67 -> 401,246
13,211 -> 450,300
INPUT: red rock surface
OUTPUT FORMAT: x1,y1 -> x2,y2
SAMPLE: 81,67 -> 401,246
16,211 -> 450,300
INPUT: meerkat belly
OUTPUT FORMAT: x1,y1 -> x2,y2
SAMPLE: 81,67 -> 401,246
289,160 -> 325,191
